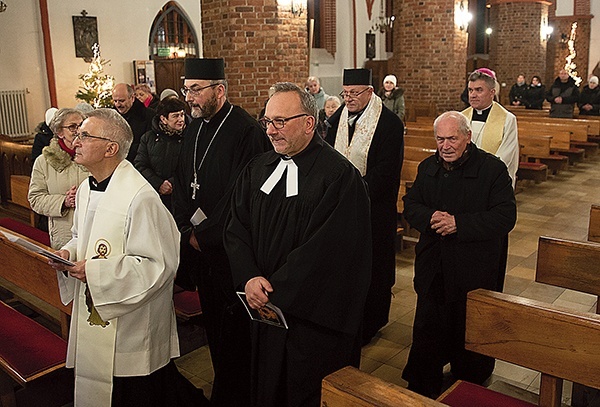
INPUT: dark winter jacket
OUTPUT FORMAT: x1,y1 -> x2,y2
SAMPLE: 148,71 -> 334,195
134,115 -> 187,212
546,76 -> 579,118
577,85 -> 600,116
119,98 -> 155,162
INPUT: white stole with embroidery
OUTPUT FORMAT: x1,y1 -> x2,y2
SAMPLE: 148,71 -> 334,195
334,93 -> 382,176
72,161 -> 146,406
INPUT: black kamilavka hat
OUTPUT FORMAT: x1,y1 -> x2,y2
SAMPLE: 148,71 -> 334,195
184,58 -> 225,80
343,69 -> 372,86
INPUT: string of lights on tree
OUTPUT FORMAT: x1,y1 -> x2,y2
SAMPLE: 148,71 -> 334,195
75,43 -> 115,108
564,22 -> 582,87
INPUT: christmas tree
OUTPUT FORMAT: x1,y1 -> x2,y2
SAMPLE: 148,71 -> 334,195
75,43 -> 115,108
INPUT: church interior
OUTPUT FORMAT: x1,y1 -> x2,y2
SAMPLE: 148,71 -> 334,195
1,0 -> 600,406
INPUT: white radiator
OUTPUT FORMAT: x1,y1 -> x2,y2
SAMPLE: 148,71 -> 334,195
0,89 -> 29,137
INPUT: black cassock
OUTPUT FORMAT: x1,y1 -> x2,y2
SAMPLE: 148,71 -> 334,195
225,135 -> 372,407
173,101 -> 269,407
326,104 -> 404,343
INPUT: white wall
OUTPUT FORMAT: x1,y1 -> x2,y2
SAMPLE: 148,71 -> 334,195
0,0 -> 201,133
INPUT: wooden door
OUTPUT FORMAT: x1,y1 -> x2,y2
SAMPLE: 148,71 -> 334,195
154,59 -> 185,98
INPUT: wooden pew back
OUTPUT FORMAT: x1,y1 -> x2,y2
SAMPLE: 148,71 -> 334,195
589,204 -> 600,243
465,289 -> 600,397
519,135 -> 552,158
535,236 -> 600,298
322,366 -> 448,406
0,226 -> 71,338
404,135 -> 437,150
517,125 -> 571,150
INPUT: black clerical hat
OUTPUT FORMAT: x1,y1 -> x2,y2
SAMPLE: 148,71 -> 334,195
184,58 -> 225,80
343,69 -> 372,86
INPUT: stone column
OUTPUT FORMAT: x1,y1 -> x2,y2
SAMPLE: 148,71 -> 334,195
389,0 -> 469,114
487,0 -> 551,105
201,0 -> 309,117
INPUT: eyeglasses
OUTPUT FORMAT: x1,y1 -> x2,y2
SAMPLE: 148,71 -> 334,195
60,123 -> 82,133
181,83 -> 219,97
339,88 -> 371,99
74,131 -> 117,143
258,113 -> 308,130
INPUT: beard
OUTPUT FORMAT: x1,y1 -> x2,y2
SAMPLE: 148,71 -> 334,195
189,92 -> 218,119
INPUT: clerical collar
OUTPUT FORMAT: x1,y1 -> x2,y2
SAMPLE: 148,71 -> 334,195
472,104 -> 492,122
89,174 -> 113,191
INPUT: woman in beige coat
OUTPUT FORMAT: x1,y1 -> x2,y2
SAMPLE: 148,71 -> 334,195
28,108 -> 89,249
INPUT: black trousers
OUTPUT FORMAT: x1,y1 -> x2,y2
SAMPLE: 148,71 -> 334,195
111,360 -> 210,407
402,275 -> 495,398
193,252 -> 252,407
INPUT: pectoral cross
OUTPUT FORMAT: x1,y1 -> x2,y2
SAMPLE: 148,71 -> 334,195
190,175 -> 200,200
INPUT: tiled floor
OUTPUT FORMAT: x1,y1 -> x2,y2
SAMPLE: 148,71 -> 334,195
175,154 -> 600,403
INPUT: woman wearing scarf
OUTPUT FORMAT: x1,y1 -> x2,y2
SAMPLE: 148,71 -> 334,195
28,108 -> 89,249
135,97 -> 189,213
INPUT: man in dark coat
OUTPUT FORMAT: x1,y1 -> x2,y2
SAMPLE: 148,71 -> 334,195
325,68 -> 404,345
172,58 -> 270,407
401,111 -> 517,398
112,83 -> 155,162
546,69 -> 580,118
224,82 -> 372,407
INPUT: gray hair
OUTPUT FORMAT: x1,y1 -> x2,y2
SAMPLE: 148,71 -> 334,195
85,108 -> 133,160
433,111 -> 471,137
271,82 -> 318,119
468,71 -> 496,90
325,95 -> 342,107
210,79 -> 228,95
49,108 -> 86,134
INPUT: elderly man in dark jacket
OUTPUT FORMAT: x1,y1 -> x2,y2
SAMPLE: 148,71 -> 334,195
401,111 -> 517,399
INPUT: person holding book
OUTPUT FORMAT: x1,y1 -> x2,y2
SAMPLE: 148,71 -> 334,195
224,82 -> 372,407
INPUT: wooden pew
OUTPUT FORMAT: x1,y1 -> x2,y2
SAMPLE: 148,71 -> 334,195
518,124 -> 585,164
535,235 -> 600,406
0,225 -> 71,339
322,366 -> 448,406
0,300 -> 68,407
404,135 -> 436,150
438,289 -> 600,407
405,146 -> 435,163
519,135 -> 568,175
536,236 -> 600,313
588,204 -> 600,243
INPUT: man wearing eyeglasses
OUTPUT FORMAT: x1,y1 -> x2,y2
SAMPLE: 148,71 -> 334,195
325,68 -> 404,346
112,83 -> 155,163
172,58 -> 270,407
49,109 -> 207,406
224,82 -> 371,407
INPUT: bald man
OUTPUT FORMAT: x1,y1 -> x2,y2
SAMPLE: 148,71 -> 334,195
112,83 -> 155,161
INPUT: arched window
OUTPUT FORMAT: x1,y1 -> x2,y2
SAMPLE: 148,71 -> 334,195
149,2 -> 198,59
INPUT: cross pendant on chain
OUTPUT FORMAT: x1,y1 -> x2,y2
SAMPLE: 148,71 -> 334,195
190,177 -> 200,200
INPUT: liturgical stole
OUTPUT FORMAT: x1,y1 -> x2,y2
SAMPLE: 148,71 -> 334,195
334,93 -> 382,176
73,161 -> 146,406
462,102 -> 507,155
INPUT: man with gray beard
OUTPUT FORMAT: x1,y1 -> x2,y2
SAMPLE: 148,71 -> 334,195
173,58 -> 270,407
